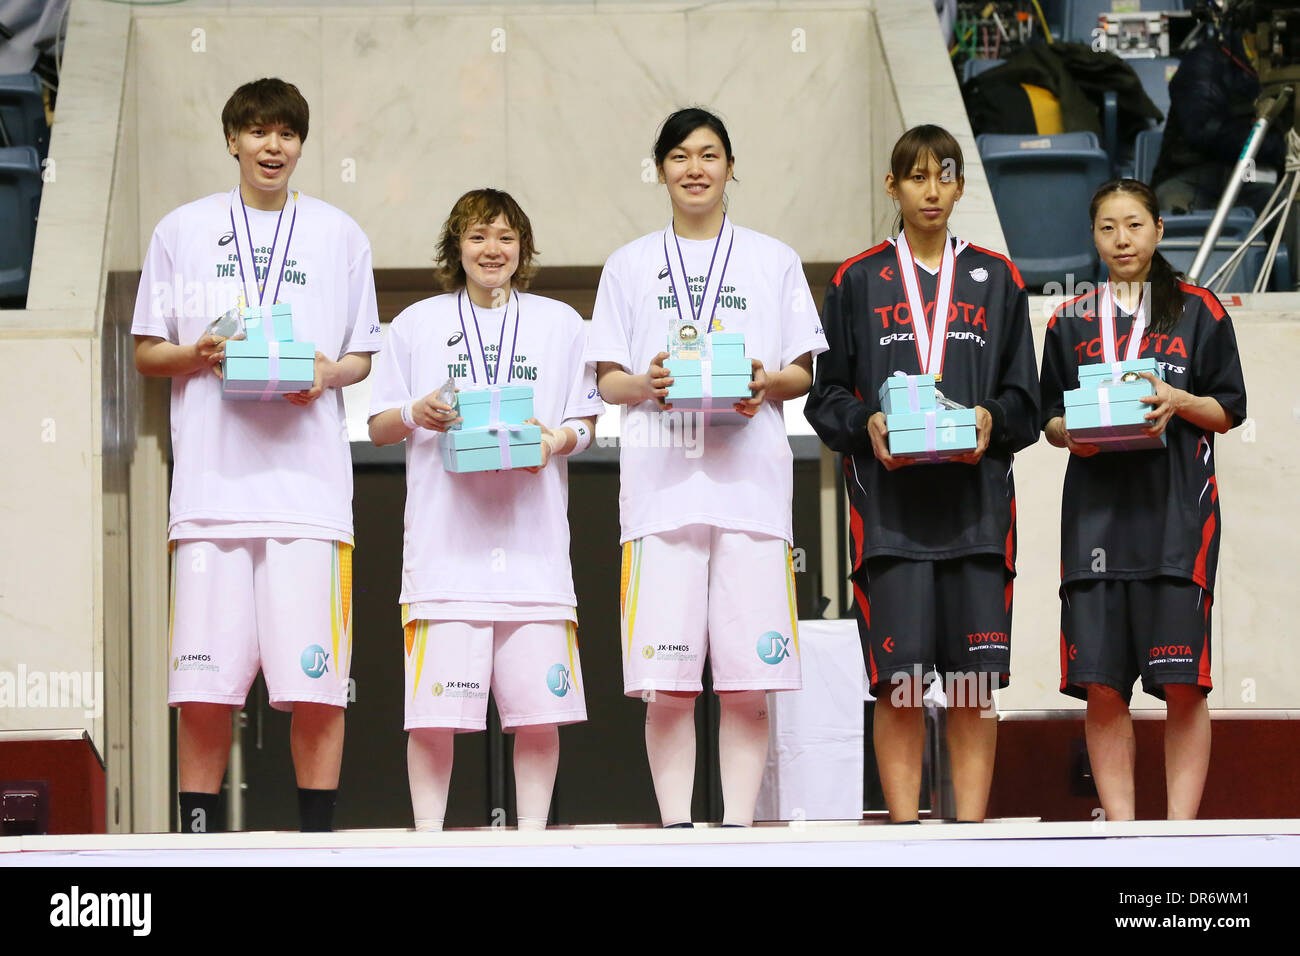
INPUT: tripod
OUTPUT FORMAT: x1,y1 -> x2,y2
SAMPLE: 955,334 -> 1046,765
1188,84 -> 1299,292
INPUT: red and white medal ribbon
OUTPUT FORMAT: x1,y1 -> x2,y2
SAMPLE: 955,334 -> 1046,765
1099,282 -> 1147,381
894,231 -> 963,379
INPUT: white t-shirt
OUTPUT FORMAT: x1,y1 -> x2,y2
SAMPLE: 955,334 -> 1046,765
130,191 -> 382,541
368,291 -> 603,613
585,224 -> 827,544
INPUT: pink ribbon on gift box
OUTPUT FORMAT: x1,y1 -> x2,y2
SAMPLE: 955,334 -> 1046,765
893,370 -> 921,413
485,386 -> 525,470
259,341 -> 281,402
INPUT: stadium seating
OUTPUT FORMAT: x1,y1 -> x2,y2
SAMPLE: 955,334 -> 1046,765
1126,56 -> 1178,124
1133,127 -> 1163,184
0,145 -> 42,302
978,131 -> 1112,287
0,72 -> 50,159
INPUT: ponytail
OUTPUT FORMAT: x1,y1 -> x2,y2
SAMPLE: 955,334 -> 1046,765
1146,250 -> 1185,335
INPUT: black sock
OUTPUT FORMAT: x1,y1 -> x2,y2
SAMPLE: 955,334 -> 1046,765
298,788 -> 337,832
721,823 -> 748,828
178,792 -> 221,833
664,821 -> 694,829
890,819 -> 922,825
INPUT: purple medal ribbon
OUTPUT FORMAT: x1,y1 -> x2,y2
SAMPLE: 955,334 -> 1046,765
229,187 -> 298,308
663,214 -> 735,336
457,290 -> 520,386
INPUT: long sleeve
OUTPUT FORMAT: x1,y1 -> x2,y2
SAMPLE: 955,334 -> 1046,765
1038,309 -> 1073,428
982,280 -> 1040,453
804,272 -> 872,455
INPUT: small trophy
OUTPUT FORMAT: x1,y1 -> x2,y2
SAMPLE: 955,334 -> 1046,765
933,387 -> 967,411
204,306 -> 244,340
669,318 -> 705,360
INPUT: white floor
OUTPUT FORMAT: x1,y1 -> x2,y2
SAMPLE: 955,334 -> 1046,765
3,819 -> 1296,867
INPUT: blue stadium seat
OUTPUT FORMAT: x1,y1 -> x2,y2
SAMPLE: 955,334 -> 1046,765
1160,207 -> 1257,241
1133,127 -> 1162,183
1157,245 -> 1267,293
962,57 -> 1005,84
1125,56 -> 1178,125
978,132 -> 1112,287
0,73 -> 50,159
1153,208 -> 1290,292
0,145 -> 42,302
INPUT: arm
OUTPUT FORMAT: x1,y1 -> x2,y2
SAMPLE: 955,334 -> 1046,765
596,357 -> 671,407
803,275 -> 873,455
735,353 -> 813,417
368,408 -> 409,447
1039,310 -> 1100,456
368,390 -> 461,446
134,334 -> 221,378
979,280 -> 1041,455
522,415 -> 599,473
1138,377 -> 1235,436
1142,295 -> 1248,437
286,351 -> 373,406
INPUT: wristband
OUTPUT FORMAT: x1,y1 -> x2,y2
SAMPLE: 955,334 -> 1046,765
400,401 -> 417,430
560,419 -> 593,454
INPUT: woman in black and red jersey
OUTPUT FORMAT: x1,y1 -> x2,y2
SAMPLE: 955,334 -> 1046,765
1040,179 -> 1247,820
805,125 -> 1039,823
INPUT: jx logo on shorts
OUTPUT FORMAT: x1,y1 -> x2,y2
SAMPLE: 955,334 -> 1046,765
300,645 -> 329,679
756,631 -> 790,665
547,664 -> 571,697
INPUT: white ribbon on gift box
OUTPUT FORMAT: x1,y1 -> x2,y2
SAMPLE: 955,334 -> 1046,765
1098,386 -> 1112,428
259,341 -> 281,402
700,357 -> 713,403
924,409 -> 937,456
893,370 -> 922,413
485,386 -> 526,470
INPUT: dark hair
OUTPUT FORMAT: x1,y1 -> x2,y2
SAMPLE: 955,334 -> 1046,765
653,107 -> 734,170
433,188 -> 538,292
1089,179 -> 1183,334
888,124 -> 964,234
222,78 -> 310,145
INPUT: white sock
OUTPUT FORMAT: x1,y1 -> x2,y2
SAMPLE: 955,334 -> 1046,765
719,691 -> 770,827
645,693 -> 698,826
513,724 -> 559,828
408,728 -> 454,832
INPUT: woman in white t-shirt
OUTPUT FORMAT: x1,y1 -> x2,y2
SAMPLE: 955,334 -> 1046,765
369,189 -> 602,831
586,108 -> 827,827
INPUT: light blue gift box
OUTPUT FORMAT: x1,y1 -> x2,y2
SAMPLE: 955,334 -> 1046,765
878,373 -> 938,415
222,303 -> 315,400
664,331 -> 753,423
452,385 -> 534,431
1064,380 -> 1166,451
1077,357 -> 1164,385
441,423 -> 542,473
886,408 -> 977,460
708,332 -> 747,362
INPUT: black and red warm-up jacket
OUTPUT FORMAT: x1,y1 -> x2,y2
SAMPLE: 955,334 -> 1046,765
1039,282 -> 1247,596
804,237 -> 1040,575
